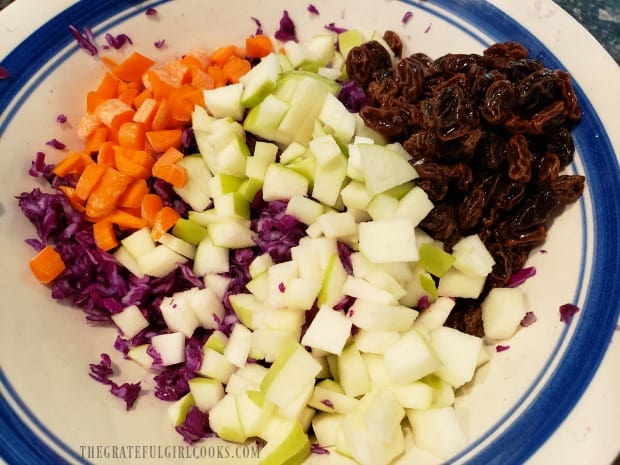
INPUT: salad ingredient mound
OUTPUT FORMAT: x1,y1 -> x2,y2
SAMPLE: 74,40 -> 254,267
17,21 -> 584,465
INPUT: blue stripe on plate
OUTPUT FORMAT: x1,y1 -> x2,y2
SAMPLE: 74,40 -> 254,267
1,1 -> 618,464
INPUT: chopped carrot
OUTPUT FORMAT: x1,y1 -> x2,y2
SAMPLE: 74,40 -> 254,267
87,91 -> 108,113
97,141 -> 116,168
29,245 -> 66,284
151,99 -> 184,131
58,185 -> 85,212
163,59 -> 191,86
209,45 -> 238,65
206,65 -> 228,88
85,167 -> 133,218
118,121 -> 146,149
93,220 -> 118,251
85,127 -> 109,153
76,113 -> 103,140
146,129 -> 184,153
168,84 -> 204,122
133,88 -> 152,109
245,34 -> 273,58
152,147 -> 187,187
114,147 -> 152,179
133,97 -> 160,130
141,193 -> 163,227
95,98 -> 136,133
96,72 -> 121,99
104,209 -> 148,230
118,178 -> 148,209
111,52 -> 156,82
144,69 -> 177,100
222,56 -> 251,83
151,206 -> 180,241
118,86 -> 140,107
75,163 -> 106,201
100,56 -> 119,70
52,151 -> 88,177
191,67 -> 216,90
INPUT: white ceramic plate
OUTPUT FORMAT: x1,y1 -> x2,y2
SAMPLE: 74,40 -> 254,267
1,1 -> 619,464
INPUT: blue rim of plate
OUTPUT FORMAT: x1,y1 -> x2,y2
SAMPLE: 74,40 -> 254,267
1,1 -> 619,464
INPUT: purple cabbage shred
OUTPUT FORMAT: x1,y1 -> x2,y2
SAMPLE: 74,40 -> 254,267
506,266 -> 536,287
46,138 -> 66,150
307,4 -> 320,15
320,399 -> 334,409
311,443 -> 330,455
337,80 -> 367,113
520,311 -> 537,327
496,345 -> 510,353
89,353 -> 141,410
0,66 -> 8,79
68,25 -> 98,56
251,16 -> 264,35
175,406 -> 214,443
56,114 -> 67,124
154,39 -> 166,49
417,295 -> 431,310
105,33 -> 133,50
402,11 -> 413,24
274,10 -> 298,42
145,7 -> 158,16
559,303 -> 580,324
28,152 -> 55,180
324,23 -> 347,34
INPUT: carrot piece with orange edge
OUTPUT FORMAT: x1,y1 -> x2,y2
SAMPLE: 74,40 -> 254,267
168,85 -> 204,122
96,71 -> 120,98
76,113 -> 102,140
52,151 -> 88,177
95,98 -> 135,133
209,45 -> 238,65
146,129 -> 184,153
114,147 -> 152,179
75,163 -> 106,201
133,88 -> 153,110
104,209 -> 148,230
111,51 -> 156,82
222,56 -> 251,83
141,193 -> 163,227
29,245 -> 66,284
151,206 -> 180,241
152,147 -> 187,188
118,121 -> 146,149
206,66 -> 228,88
151,99 -> 184,131
85,167 -> 133,218
97,141 -> 116,168
87,91 -> 108,113
93,220 -> 118,251
85,127 -> 109,153
58,186 -> 85,212
133,98 -> 160,130
245,34 -> 274,58
118,178 -> 148,209
118,87 -> 140,107
145,69 -> 177,100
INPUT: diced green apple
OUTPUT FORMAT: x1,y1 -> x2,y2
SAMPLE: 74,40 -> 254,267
383,328 -> 441,384
137,244 -> 188,278
337,343 -> 371,398
430,326 -> 482,388
157,233 -> 196,259
121,227 -> 155,259
301,305 -> 353,355
160,292 -> 199,337
357,143 -> 418,196
413,296 -> 456,331
481,287 -> 529,340
353,329 -> 400,354
150,332 -> 186,366
110,304 -> 149,339
188,377 -> 225,412
308,379 -> 359,414
209,393 -> 247,443
203,82 -> 245,120
358,219 -> 419,263
172,218 -> 208,245
407,407 -> 466,460
450,234 -> 495,277
418,242 -> 455,278
224,323 -> 253,367
208,221 -> 255,249
260,340 -> 323,409
185,287 -> 225,330
168,392 -> 195,427
197,348 -> 236,383
203,330 -> 228,354
172,155 -> 213,212
258,416 -> 311,465
240,52 -> 282,107
349,299 -> 418,332
192,236 -> 229,277
262,162 -> 310,201
317,253 -> 347,307
437,268 -> 486,299
286,195 -> 325,225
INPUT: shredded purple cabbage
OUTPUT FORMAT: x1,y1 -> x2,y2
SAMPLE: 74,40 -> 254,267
104,33 -> 133,50
307,4 -> 320,15
320,399 -> 334,409
402,11 -> 413,24
337,241 -> 353,275
496,344 -> 510,353
145,7 -> 158,16
324,23 -> 347,34
176,406 -> 214,444
559,303 -> 580,324
337,80 -> 367,113
274,10 -> 298,42
520,311 -> 537,327
56,114 -> 67,124
154,39 -> 166,49
506,266 -> 536,287
424,22 -> 432,34
417,295 -> 431,310
28,152 -> 55,180
251,16 -> 264,36
0,66 -> 8,79
89,353 -> 141,409
251,198 -> 306,263
69,25 -> 98,56
311,443 -> 330,455
46,138 -> 66,150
